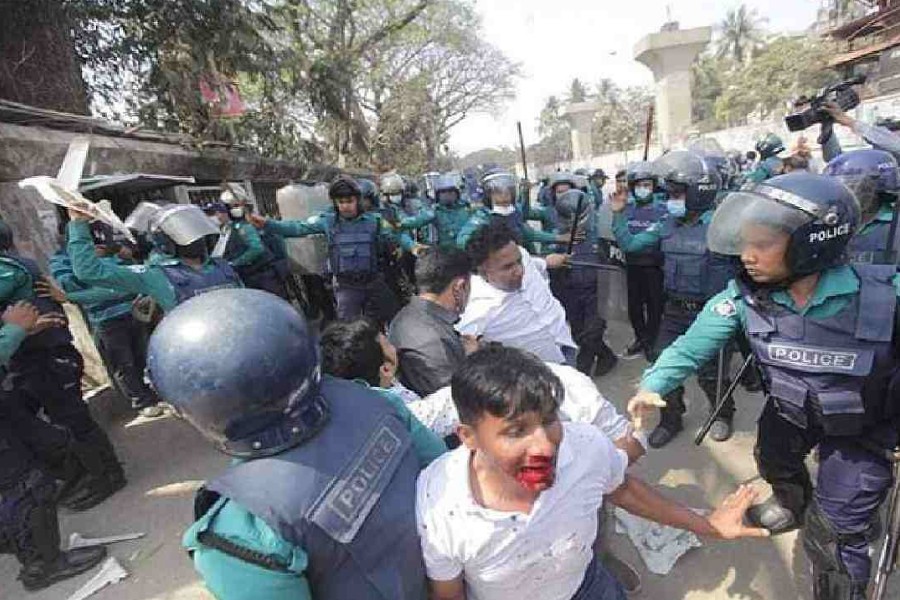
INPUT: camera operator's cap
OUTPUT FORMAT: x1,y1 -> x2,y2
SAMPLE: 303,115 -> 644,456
708,172 -> 860,257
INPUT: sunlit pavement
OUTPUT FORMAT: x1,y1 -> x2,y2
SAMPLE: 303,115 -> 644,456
2,318 -> 898,599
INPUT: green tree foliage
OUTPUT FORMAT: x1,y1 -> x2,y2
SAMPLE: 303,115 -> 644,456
589,79 -> 653,155
715,4 -> 767,64
63,0 -> 517,169
529,96 -> 572,166
691,35 -> 835,130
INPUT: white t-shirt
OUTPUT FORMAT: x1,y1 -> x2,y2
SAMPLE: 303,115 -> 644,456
407,363 -> 634,445
416,422 -> 628,600
457,248 -> 576,363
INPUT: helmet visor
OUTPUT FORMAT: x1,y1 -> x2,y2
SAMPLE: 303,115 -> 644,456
153,205 -> 220,246
707,191 -> 814,255
124,202 -> 162,233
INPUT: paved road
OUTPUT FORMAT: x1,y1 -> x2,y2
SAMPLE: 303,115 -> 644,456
2,317 -> 897,599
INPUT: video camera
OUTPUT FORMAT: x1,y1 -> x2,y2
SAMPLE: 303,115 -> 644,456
785,75 -> 866,132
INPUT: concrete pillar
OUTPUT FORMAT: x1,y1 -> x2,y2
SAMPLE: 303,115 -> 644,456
634,24 -> 711,149
562,102 -> 601,161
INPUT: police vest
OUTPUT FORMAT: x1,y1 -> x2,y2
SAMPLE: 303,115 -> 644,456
624,201 -> 665,267
0,253 -> 72,351
329,217 -> 379,278
488,210 -> 526,245
846,220 -> 891,265
743,264 -> 899,438
434,206 -> 468,249
206,377 -> 427,600
159,259 -> 241,306
660,218 -> 734,301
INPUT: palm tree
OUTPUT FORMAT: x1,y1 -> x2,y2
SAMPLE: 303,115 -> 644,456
716,4 -> 768,64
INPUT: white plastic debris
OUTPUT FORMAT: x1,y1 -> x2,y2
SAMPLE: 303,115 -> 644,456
614,507 -> 702,575
68,531 -> 145,549
66,556 -> 128,600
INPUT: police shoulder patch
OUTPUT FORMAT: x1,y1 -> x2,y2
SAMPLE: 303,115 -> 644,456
126,264 -> 150,273
712,299 -> 737,318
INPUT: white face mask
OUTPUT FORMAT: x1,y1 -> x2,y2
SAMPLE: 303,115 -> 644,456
229,207 -> 244,219
666,199 -> 687,217
634,187 -> 653,201
491,205 -> 516,216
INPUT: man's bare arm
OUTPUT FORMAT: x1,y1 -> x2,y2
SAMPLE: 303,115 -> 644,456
429,576 -> 466,600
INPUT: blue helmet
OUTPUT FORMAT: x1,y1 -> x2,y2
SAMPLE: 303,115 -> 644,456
709,172 -> 860,277
653,151 -> 721,212
823,149 -> 900,194
823,149 -> 899,225
147,289 -> 328,458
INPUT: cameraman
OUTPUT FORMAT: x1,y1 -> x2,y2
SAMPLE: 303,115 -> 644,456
821,102 -> 900,161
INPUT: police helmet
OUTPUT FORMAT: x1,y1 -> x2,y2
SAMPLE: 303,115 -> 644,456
555,189 -> 592,229
357,178 -> 380,210
434,174 -> 461,205
380,173 -> 404,196
548,172 -> 576,194
481,172 -> 517,209
653,151 -> 721,212
823,149 -> 899,226
574,168 -> 589,177
572,174 -> 590,192
755,133 -> 785,160
148,204 -> 219,256
147,289 -> 328,458
329,175 -> 361,200
626,161 -> 656,188
709,172 -> 860,277
591,168 -> 608,182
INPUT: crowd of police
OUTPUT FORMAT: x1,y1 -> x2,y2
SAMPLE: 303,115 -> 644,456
1,99 -> 900,599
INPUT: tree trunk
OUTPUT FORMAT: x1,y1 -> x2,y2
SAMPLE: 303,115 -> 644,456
0,0 -> 89,114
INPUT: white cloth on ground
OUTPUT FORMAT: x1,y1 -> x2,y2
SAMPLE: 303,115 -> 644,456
613,507 -> 702,575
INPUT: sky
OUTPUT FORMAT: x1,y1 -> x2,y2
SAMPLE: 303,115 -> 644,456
448,0 -> 822,155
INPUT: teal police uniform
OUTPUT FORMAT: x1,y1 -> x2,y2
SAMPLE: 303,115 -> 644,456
263,211 -> 412,323
66,221 -> 241,313
456,206 -> 559,251
398,203 -> 470,250
183,380 -> 445,600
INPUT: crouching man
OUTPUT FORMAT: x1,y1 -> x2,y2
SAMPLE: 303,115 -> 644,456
416,345 -> 767,600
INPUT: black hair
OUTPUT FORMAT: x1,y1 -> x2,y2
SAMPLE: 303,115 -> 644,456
320,317 -> 383,386
746,150 -> 757,161
615,169 -> 627,180
451,344 -> 563,426
466,222 -> 519,267
415,248 -> 471,294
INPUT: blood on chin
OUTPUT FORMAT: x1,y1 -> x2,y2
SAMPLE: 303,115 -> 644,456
515,457 -> 556,491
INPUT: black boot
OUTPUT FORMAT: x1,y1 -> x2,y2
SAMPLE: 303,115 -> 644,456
12,477 -> 107,591
60,428 -> 125,512
708,416 -> 734,442
648,389 -> 685,448
593,343 -> 618,377
745,496 -> 801,535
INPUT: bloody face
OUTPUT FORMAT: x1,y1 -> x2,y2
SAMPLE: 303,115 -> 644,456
463,409 -> 563,493
480,242 -> 524,292
740,223 -> 792,284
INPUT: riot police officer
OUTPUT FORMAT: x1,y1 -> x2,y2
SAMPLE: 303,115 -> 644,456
823,149 -> 899,264
457,172 -> 571,251
0,221 -> 125,511
147,288 -> 433,600
628,172 -> 897,600
0,301 -> 108,591
743,133 -> 786,184
619,161 -> 667,359
67,203 -> 241,312
398,173 -> 470,250
551,189 -> 618,377
612,151 -> 737,447
252,175 -> 414,324
217,192 -> 288,299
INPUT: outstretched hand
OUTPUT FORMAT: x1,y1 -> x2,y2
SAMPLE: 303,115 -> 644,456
609,188 -> 628,213
707,485 -> 770,540
34,277 -> 67,304
627,391 -> 667,430
247,214 -> 268,229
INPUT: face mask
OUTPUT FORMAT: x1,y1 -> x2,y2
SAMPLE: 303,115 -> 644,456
229,207 -> 244,219
491,205 -> 516,216
634,187 -> 652,201
666,199 -> 686,217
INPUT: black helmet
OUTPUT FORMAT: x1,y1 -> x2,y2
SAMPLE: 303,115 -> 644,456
434,174 -> 461,206
357,178 -> 380,210
626,161 -> 656,187
653,151 -> 721,212
555,189 -> 592,230
591,168 -> 608,181
329,175 -> 362,200
709,173 -> 860,277
755,133 -> 785,160
147,289 -> 328,458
